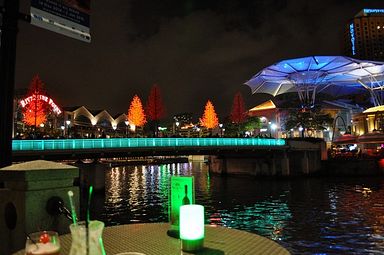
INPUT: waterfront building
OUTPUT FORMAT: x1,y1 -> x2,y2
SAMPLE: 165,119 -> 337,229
248,99 -> 364,142
344,9 -> 384,60
63,106 -> 128,138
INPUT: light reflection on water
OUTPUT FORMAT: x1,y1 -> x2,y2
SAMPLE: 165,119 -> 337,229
93,161 -> 384,255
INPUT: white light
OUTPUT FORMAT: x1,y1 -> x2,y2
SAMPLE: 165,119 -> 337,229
40,123 -> 44,128
125,121 -> 129,126
219,123 -> 223,128
66,120 -> 71,125
290,128 -> 294,131
299,127 -> 303,132
112,125 -> 117,130
176,122 -> 180,127
61,125 -> 65,130
271,123 -> 277,130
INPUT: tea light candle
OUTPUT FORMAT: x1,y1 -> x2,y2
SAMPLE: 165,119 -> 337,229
179,204 -> 204,252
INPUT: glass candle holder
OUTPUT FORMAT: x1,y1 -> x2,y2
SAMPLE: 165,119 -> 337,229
25,231 -> 60,255
69,220 -> 105,255
179,204 -> 204,252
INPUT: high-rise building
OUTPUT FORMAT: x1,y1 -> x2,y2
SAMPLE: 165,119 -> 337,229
344,9 -> 384,61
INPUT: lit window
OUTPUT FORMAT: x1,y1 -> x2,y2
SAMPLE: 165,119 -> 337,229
378,26 -> 381,29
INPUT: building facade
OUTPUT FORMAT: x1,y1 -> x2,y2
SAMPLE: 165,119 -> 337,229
344,9 -> 384,61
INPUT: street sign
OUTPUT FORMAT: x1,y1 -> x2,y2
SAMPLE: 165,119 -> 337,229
30,0 -> 91,42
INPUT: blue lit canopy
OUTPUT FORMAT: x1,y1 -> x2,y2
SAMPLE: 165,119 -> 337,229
245,56 -> 384,106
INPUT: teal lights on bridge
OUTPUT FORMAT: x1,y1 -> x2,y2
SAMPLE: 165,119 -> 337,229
12,137 -> 286,151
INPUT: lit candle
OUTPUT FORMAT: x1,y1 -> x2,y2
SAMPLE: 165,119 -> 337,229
179,204 -> 204,252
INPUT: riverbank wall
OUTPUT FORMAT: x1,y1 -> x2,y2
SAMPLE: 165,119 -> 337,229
208,139 -> 384,177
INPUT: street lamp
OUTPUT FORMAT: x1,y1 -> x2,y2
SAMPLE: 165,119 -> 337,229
219,123 -> 223,137
66,120 -> 71,138
299,126 -> 304,138
270,123 -> 277,138
175,121 -> 180,136
125,120 -> 129,137
60,125 -> 65,137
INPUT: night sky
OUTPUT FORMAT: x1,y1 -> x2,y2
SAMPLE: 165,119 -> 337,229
15,0 -> 384,120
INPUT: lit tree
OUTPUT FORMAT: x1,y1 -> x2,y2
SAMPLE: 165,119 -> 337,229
146,84 -> 166,136
128,95 -> 147,128
200,100 -> 219,130
22,75 -> 48,127
230,91 -> 247,124
230,91 -> 247,135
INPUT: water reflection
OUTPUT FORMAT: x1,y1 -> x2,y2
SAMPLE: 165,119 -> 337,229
98,162 -> 384,254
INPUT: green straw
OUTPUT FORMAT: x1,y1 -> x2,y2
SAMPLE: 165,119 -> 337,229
86,185 -> 93,255
67,190 -> 77,225
87,185 -> 93,224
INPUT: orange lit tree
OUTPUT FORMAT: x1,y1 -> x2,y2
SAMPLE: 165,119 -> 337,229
128,95 -> 147,132
200,100 -> 219,134
22,75 -> 48,127
146,84 -> 165,136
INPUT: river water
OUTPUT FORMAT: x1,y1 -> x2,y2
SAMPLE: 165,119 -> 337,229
87,161 -> 384,255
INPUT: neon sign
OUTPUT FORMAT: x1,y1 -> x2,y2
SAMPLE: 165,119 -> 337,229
349,23 -> 356,56
364,9 -> 384,14
20,94 -> 62,115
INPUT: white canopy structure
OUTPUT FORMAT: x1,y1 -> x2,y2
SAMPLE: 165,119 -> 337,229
245,56 -> 384,107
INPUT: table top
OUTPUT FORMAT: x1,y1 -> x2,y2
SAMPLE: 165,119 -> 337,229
14,222 -> 290,255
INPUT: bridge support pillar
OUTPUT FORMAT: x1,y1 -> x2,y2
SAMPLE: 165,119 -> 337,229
281,152 -> 290,176
0,160 -> 79,254
80,162 -> 106,191
270,154 -> 276,176
301,151 -> 310,175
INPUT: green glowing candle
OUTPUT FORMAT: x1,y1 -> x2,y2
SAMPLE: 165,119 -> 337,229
179,204 -> 204,252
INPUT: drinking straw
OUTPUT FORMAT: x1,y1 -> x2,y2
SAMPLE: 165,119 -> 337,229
86,185 -> 93,255
67,190 -> 77,225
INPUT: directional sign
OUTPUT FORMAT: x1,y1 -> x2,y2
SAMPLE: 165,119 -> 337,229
30,0 -> 91,42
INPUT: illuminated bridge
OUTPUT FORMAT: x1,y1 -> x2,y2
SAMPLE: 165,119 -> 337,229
12,137 -> 287,161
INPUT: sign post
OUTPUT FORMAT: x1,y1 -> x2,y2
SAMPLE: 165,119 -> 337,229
168,176 -> 195,238
0,0 -> 20,168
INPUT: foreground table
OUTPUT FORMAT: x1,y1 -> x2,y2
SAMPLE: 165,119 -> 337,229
15,222 -> 290,255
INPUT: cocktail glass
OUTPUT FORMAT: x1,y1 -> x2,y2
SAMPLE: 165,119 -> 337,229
69,220 -> 105,255
25,231 -> 60,255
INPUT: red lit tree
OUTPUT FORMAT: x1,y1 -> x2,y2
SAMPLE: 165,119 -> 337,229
146,84 -> 166,136
200,100 -> 219,131
230,91 -> 247,135
22,75 -> 48,127
230,91 -> 247,124
128,95 -> 147,129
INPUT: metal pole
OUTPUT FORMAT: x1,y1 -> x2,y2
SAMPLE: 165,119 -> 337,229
0,0 -> 19,167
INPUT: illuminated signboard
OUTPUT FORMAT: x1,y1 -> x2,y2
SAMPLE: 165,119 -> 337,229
364,9 -> 384,14
168,176 -> 194,237
30,0 -> 91,42
20,94 -> 62,115
349,23 -> 356,56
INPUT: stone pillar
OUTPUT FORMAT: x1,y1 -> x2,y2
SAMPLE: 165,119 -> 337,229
270,154 -> 276,176
208,155 -> 226,175
0,160 -> 79,254
301,151 -> 310,174
281,152 -> 290,176
80,163 -> 106,191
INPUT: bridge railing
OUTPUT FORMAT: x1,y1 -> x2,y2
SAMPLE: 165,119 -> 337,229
12,138 -> 286,151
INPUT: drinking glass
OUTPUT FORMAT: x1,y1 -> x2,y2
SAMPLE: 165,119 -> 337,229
69,220 -> 105,255
25,231 -> 60,255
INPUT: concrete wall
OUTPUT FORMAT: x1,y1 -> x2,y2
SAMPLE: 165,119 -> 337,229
0,160 -> 79,254
208,140 -> 325,177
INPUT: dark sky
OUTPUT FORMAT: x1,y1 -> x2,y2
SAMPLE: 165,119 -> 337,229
15,0 -> 384,120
